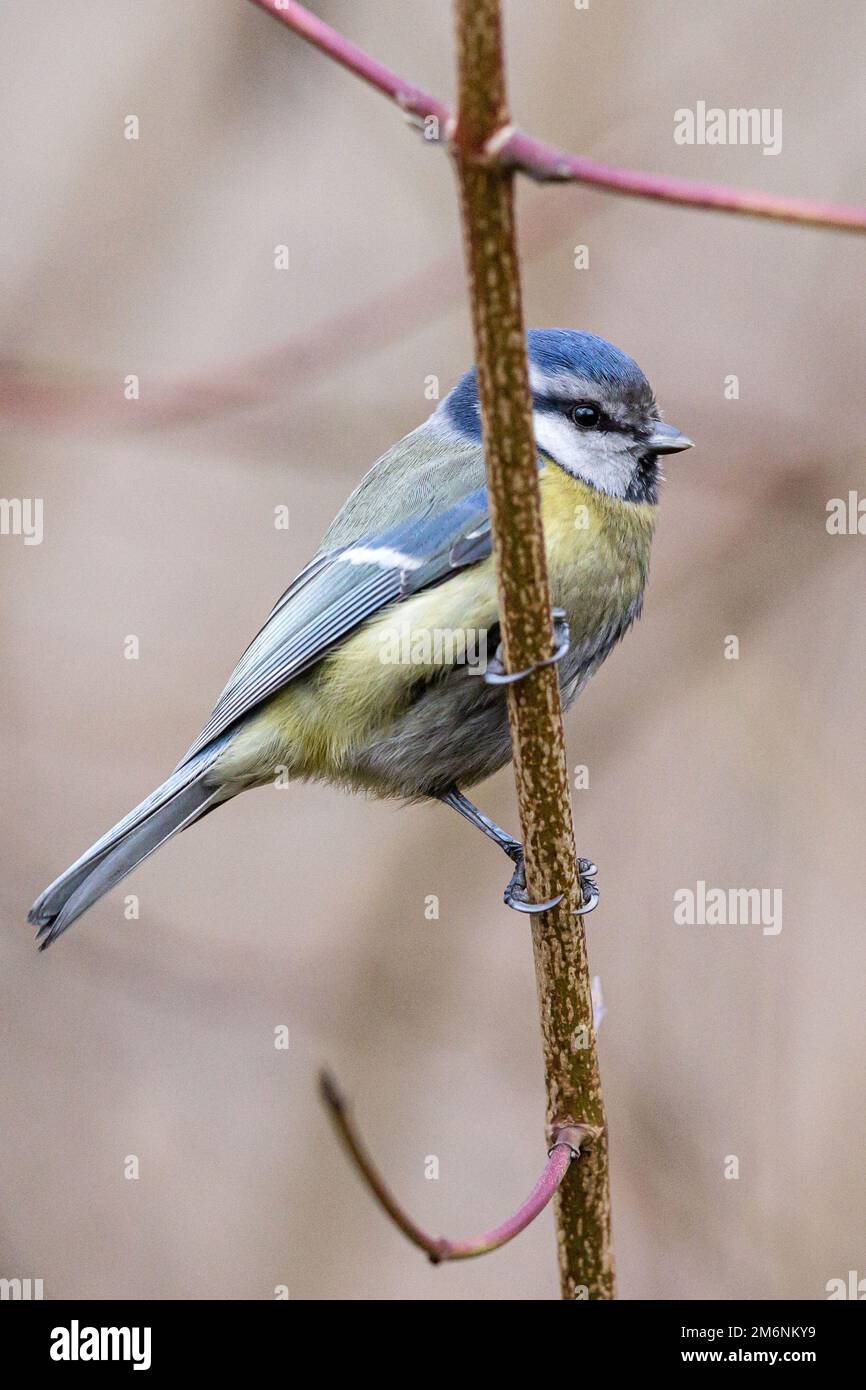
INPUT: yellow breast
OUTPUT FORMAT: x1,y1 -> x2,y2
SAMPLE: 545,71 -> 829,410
539,460 -> 655,631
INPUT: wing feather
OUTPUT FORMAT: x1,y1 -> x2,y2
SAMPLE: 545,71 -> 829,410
177,484 -> 491,767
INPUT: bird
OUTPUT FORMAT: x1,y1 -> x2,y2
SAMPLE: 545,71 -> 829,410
28,329 -> 692,948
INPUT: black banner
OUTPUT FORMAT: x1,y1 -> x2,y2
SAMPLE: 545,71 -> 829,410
2,1299 -> 860,1373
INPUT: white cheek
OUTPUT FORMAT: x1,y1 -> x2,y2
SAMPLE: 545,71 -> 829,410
532,411 -> 632,498
532,412 -> 585,474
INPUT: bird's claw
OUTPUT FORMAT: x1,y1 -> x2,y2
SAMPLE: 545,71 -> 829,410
485,608 -> 570,686
576,857 -> 600,915
503,851 -> 600,916
579,886 -> 600,914
503,853 -> 564,913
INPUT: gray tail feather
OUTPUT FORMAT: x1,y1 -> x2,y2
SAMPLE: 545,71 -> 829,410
28,741 -> 228,950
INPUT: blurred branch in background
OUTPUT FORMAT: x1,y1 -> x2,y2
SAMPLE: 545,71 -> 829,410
0,194 -> 587,434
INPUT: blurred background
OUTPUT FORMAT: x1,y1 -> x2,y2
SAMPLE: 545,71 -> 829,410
1,0 -> 864,1301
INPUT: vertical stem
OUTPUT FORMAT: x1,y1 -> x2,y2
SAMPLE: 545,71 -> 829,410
451,0 -> 614,1299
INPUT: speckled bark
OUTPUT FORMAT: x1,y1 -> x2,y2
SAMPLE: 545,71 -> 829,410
452,0 -> 614,1300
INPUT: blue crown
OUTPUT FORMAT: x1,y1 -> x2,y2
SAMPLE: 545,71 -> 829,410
441,329 -> 649,439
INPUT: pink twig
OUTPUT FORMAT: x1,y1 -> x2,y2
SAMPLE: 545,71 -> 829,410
319,1071 -> 596,1263
501,131 -> 866,232
249,0 -> 866,235
249,0 -> 450,126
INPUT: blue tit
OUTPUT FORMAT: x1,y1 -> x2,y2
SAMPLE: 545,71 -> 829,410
29,329 -> 692,947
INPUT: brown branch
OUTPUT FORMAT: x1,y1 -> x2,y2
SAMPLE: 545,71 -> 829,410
320,1071 -> 594,1262
451,0 -> 613,1299
249,0 -> 866,234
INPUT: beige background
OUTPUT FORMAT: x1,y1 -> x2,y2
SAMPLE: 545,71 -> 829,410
1,0 -> 864,1300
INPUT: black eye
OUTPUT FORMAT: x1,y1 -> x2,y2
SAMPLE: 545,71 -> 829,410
570,403 -> 601,428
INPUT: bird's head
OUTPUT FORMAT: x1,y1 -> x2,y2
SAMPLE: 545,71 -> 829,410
437,328 -> 692,503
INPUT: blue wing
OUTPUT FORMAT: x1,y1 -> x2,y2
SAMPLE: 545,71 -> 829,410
177,486 -> 492,767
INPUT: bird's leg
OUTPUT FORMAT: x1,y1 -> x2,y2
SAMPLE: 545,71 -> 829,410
439,788 -> 555,913
484,608 -> 570,686
439,787 -> 600,916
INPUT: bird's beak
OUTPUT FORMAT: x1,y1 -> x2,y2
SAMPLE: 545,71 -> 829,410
646,422 -> 694,455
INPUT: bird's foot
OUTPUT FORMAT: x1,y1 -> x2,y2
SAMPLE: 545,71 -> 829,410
575,857 -> 600,915
502,848 -> 600,916
485,608 -> 570,686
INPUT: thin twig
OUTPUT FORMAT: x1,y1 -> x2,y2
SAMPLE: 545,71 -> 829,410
249,0 -> 866,234
320,1071 -> 594,1262
249,0 -> 451,127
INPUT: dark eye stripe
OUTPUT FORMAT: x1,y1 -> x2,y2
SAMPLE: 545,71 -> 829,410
532,394 -> 619,432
